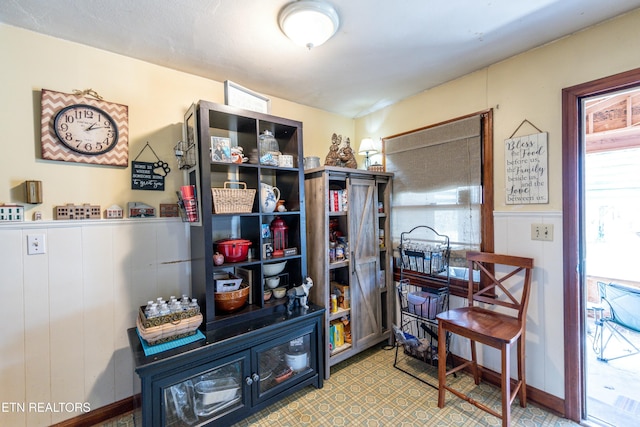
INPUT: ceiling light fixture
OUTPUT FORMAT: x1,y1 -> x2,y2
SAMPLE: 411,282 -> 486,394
278,0 -> 339,50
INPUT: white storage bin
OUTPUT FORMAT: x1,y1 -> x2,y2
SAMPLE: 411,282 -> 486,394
407,291 -> 439,319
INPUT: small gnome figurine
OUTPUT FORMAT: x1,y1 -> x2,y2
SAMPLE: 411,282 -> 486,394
324,133 -> 341,166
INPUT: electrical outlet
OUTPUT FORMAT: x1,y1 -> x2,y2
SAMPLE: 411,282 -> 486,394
531,224 -> 553,241
27,234 -> 46,255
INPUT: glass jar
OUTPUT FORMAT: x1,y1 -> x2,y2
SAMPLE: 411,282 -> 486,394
259,130 -> 279,165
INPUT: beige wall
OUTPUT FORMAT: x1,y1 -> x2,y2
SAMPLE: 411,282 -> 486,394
355,8 -> 640,211
352,8 -> 640,402
0,24 -> 353,220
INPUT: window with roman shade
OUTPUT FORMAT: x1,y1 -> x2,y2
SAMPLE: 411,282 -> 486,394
384,112 -> 493,287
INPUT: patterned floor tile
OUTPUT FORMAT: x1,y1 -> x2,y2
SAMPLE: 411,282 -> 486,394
97,345 -> 582,426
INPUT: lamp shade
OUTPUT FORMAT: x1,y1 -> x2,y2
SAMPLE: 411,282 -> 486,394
358,138 -> 378,155
279,0 -> 339,49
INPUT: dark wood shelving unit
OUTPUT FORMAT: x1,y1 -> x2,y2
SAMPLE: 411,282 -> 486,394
185,100 -> 308,330
128,102 -> 320,427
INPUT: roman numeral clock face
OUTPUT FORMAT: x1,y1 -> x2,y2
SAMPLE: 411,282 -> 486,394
53,104 -> 119,155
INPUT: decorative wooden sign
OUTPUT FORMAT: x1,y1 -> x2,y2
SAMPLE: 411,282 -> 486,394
160,203 -> 179,217
131,142 -> 170,191
131,161 -> 165,191
505,132 -> 548,204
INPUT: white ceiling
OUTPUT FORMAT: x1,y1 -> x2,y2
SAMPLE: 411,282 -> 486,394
2,0 -> 640,118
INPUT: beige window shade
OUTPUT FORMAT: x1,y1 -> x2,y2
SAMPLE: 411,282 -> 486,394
385,115 -> 482,252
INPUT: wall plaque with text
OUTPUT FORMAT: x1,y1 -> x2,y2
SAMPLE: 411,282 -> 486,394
505,132 -> 548,204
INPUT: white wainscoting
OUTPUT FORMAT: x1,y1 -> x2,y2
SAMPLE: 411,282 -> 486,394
448,211 -> 565,399
0,219 -> 190,426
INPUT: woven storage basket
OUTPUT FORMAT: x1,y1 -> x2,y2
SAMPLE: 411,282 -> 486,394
138,306 -> 200,328
211,181 -> 256,214
136,309 -> 203,345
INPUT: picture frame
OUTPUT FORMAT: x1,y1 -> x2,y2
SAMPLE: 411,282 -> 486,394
210,136 -> 232,162
224,80 -> 271,114
262,242 -> 274,259
261,224 -> 271,239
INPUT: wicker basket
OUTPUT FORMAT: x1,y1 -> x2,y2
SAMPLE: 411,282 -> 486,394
138,305 -> 200,329
211,181 -> 256,214
136,311 -> 203,345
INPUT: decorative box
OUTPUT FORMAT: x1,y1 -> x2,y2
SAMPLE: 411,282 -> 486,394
136,304 -> 202,345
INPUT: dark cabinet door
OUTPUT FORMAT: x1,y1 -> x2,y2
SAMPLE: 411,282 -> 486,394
251,321 -> 318,405
153,350 -> 251,427
129,306 -> 324,427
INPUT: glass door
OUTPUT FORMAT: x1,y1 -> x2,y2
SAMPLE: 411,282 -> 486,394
253,323 -> 317,403
156,351 -> 250,427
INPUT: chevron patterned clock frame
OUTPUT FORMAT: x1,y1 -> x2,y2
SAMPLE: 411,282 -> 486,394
40,89 -> 129,167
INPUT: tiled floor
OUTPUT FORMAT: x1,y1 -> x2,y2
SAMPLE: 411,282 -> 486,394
102,345 -> 581,426
97,309 -> 640,427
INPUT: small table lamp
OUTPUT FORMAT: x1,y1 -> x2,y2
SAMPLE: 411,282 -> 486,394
358,138 -> 378,169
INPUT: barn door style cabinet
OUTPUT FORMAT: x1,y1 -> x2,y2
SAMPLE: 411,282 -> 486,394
304,166 -> 393,378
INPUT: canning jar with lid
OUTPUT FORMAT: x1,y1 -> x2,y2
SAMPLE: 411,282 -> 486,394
259,130 -> 279,165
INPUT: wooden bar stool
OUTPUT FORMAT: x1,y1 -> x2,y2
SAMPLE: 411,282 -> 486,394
436,251 -> 534,427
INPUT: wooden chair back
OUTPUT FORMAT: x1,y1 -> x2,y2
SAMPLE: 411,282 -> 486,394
466,251 -> 534,323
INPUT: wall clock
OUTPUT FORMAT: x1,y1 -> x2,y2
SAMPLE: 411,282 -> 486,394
41,89 -> 129,166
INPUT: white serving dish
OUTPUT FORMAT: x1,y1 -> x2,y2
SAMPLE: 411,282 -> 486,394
194,377 -> 239,405
263,261 -> 287,277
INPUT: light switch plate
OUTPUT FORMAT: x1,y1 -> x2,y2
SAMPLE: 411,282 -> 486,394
27,234 -> 46,255
531,224 -> 553,241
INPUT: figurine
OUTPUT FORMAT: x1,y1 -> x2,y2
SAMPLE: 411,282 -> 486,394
230,146 -> 247,164
338,138 -> 357,169
286,277 -> 314,314
324,133 -> 341,166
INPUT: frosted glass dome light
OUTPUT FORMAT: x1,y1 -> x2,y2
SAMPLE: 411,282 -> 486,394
279,1 -> 340,49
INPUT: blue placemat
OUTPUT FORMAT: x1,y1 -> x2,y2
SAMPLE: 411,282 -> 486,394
137,329 -> 206,356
